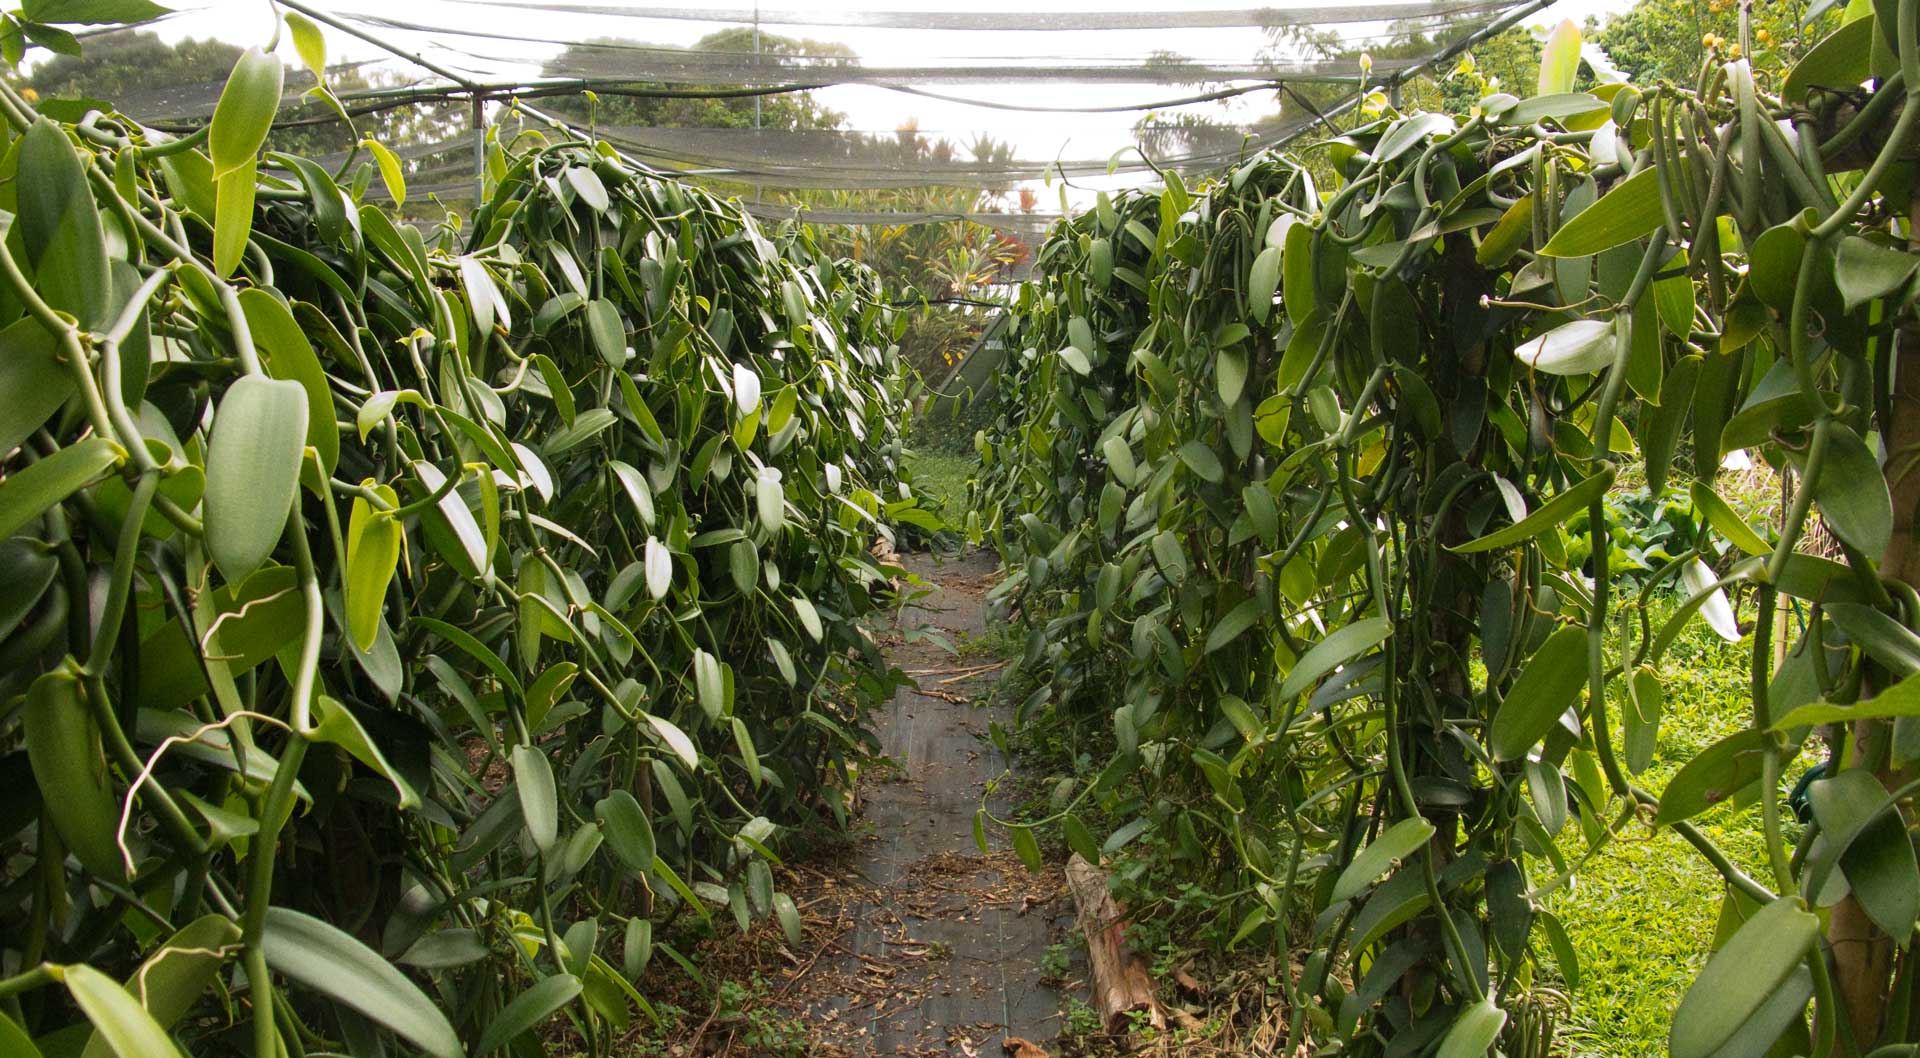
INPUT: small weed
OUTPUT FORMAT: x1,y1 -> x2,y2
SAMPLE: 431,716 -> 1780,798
1061,996 -> 1103,1037
1040,940 -> 1073,983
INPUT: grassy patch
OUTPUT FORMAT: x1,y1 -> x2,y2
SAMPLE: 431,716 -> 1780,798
1546,594 -> 1812,1058
904,448 -> 976,528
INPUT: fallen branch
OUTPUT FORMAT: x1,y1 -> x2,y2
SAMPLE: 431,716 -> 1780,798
1065,852 -> 1164,1035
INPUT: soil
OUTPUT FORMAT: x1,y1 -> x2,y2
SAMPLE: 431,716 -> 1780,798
647,548 -> 1073,1058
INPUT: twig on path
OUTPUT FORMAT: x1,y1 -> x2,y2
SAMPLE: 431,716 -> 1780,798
937,660 -> 1009,685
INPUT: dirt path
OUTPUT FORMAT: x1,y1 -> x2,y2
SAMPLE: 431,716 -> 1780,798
774,548 -> 1064,1056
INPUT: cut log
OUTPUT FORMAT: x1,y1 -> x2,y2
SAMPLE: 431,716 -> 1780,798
1064,852 -> 1164,1034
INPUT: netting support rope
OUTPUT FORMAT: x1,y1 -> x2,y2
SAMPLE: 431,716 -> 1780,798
1281,0 -> 1562,145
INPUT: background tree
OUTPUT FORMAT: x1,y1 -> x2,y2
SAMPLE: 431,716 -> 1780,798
540,28 -> 850,131
22,30 -> 461,159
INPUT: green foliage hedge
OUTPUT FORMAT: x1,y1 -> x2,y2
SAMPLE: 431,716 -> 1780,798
0,19 -> 924,1054
975,11 -> 1920,1056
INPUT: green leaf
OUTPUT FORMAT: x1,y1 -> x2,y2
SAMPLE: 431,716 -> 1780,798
364,138 -> 406,206
512,743 -> 559,853
1101,435 -> 1137,485
1656,729 -> 1768,826
24,0 -> 170,24
566,165 -> 609,211
1810,422 -> 1892,556
212,156 -> 258,277
756,467 -> 785,533
1625,666 -> 1663,775
18,118 -> 109,325
1546,174 -> 1664,261
1283,218 -> 1315,324
1375,112 -> 1455,164
774,893 -> 803,946
1062,814 -> 1101,864
586,298 -> 626,366
0,317 -> 76,455
0,1013 -> 42,1058
1827,603 -> 1920,678
1177,440 -> 1224,483
1669,898 -> 1817,1058
1834,236 -> 1917,311
1010,824 -> 1042,871
1436,995 -> 1508,1058
1490,624 -> 1590,761
1774,667 -> 1920,730
1281,617 -> 1391,699
1538,18 -> 1582,94
693,649 -> 726,721
646,713 -> 698,770
204,375 -> 307,581
1783,15 -> 1877,103
595,790 -> 656,872
60,964 -> 185,1058
1204,598 -> 1263,653
1247,245 -> 1281,324
239,289 -> 339,473
475,975 -> 581,1056
262,907 -> 462,1058
1332,817 -> 1435,903
309,695 -> 417,809
284,10 -> 326,80
209,47 -> 281,178
1807,770 -> 1919,937
0,435 -> 122,542
1453,465 -> 1615,553
791,594 -> 824,642
1691,482 -> 1770,556
1477,195 -> 1534,268
1058,345 -> 1092,375
1216,346 -> 1249,406
731,717 -> 761,788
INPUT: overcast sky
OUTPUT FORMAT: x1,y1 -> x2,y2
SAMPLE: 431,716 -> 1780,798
131,0 -> 1632,194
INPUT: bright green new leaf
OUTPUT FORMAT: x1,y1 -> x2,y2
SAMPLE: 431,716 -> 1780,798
364,138 -> 406,206
209,46 -> 281,178
1538,19 -> 1582,94
344,483 -> 401,650
285,11 -> 327,81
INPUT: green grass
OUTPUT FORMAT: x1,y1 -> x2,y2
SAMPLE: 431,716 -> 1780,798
1545,597 -> 1813,1058
903,448 -> 975,529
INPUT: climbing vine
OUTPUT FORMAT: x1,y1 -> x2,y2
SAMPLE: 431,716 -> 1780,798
979,6 -> 1920,1054
0,10 -> 923,1056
